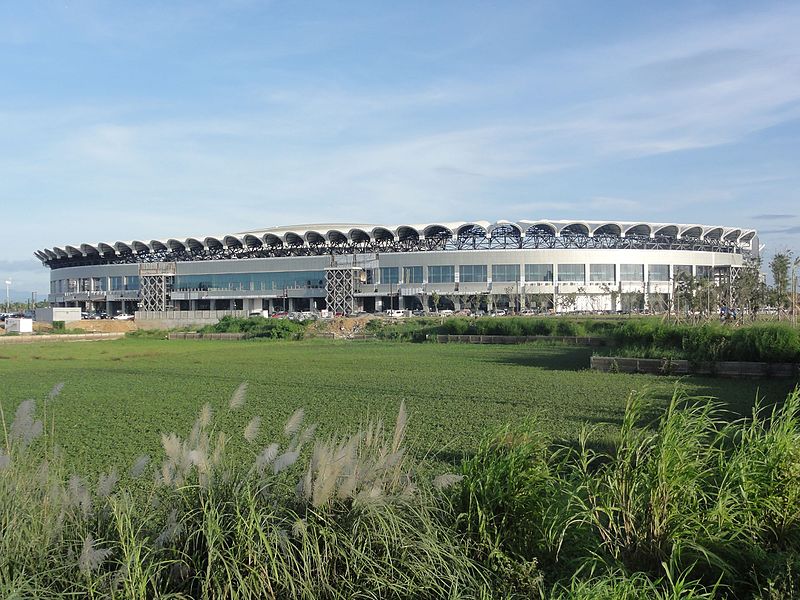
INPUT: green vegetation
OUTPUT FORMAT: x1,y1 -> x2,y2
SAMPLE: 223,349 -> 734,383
605,320 -> 800,363
368,316 -> 800,363
198,315 -> 308,339
0,338 -> 795,477
1,387 -> 483,598
3,377 -> 800,598
366,315 -> 621,340
456,388 -> 800,598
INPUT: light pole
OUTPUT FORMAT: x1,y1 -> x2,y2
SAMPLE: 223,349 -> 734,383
793,258 -> 799,327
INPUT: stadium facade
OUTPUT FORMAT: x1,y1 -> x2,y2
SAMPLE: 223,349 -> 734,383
35,220 -> 758,317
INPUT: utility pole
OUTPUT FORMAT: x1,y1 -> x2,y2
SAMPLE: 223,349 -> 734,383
4,279 -> 10,314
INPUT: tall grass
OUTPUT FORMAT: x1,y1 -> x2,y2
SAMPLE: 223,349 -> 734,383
454,387 -> 800,598
3,383 -> 800,598
0,385 -> 484,599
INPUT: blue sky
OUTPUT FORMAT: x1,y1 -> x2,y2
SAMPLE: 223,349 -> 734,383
2,0 -> 799,298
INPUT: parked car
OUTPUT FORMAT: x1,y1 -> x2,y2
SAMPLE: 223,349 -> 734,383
112,313 -> 134,321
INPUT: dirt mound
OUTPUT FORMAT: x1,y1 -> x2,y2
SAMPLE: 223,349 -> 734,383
309,316 -> 376,337
45,320 -> 138,333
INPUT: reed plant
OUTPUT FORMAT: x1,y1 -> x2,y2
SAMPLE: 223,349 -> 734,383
0,384 -> 485,599
4,380 -> 800,598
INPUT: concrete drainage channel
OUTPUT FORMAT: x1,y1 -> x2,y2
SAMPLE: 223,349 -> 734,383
590,355 -> 799,378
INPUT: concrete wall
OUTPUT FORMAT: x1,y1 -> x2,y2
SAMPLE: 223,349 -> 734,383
35,307 -> 82,323
134,309 -> 249,329
590,355 -> 799,378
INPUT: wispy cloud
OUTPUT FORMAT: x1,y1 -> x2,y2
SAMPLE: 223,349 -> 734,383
751,214 -> 798,220
759,226 -> 800,234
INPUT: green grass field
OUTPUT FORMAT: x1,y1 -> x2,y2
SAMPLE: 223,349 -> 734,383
0,337 -> 796,474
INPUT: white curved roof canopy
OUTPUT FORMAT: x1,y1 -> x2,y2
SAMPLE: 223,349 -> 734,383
35,219 -> 758,261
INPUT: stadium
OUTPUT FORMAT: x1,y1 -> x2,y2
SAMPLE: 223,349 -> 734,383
35,219 -> 759,320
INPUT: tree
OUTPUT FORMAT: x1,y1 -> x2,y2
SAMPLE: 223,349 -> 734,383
503,286 -> 520,314
769,251 -> 793,318
431,291 -> 440,313
731,260 -> 765,321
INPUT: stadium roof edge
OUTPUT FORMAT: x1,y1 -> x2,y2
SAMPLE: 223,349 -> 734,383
34,219 -> 758,261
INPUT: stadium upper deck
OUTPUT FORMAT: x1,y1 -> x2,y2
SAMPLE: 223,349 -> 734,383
35,219 -> 757,270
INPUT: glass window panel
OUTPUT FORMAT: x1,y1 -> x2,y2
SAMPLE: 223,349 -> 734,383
109,276 -> 123,291
525,264 -> 553,282
402,266 -> 423,284
648,264 -> 669,281
459,265 -> 487,282
590,264 -> 615,282
557,264 -> 585,282
124,276 -> 140,290
174,271 -> 326,291
491,264 -> 519,282
620,264 -> 644,282
428,265 -> 455,283
380,267 -> 399,284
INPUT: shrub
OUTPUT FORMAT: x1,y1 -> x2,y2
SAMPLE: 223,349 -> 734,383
199,316 -> 307,339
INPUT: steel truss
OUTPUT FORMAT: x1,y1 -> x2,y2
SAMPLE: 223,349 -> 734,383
325,268 -> 359,315
45,231 -> 748,270
138,263 -> 175,311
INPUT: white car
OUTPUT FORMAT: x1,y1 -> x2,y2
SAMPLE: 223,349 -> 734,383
112,313 -> 134,321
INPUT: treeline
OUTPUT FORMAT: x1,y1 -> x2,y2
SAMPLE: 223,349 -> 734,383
4,383 -> 800,598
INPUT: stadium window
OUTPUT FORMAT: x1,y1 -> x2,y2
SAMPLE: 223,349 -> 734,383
491,264 -> 520,282
648,264 -> 670,282
620,264 -> 644,282
109,276 -> 123,291
459,265 -> 487,283
590,264 -> 615,282
557,264 -> 585,283
403,266 -> 423,284
428,265 -> 455,283
380,267 -> 399,284
124,276 -> 140,290
525,264 -> 553,282
175,271 -> 326,291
